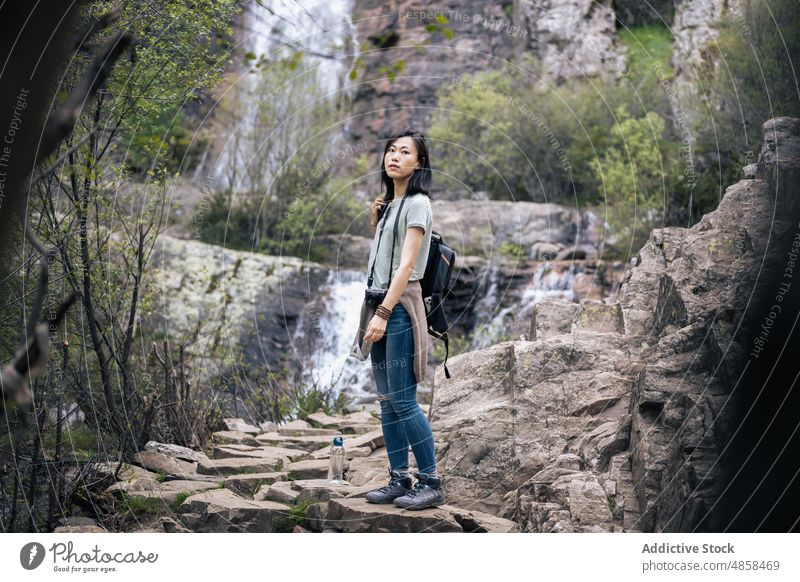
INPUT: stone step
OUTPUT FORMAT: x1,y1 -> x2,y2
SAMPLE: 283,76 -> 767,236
311,446 -> 372,460
144,441 -> 210,463
211,431 -> 260,446
255,432 -> 334,452
178,488 -> 291,533
197,457 -> 284,476
224,472 -> 288,498
284,458 -> 351,480
222,418 -> 261,435
323,498 -> 519,533
277,427 -> 340,437
212,444 -> 309,463
256,480 -> 299,504
108,479 -> 221,504
131,450 -> 198,479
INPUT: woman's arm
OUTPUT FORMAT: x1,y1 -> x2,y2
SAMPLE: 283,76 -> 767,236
380,225 -> 424,311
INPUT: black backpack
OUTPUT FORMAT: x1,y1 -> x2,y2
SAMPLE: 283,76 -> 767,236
420,230 -> 456,379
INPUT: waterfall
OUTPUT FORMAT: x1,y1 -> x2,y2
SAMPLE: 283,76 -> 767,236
470,262 -> 578,350
213,0 -> 357,190
291,268 -> 376,403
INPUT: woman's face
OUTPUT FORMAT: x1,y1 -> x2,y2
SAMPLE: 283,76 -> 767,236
384,136 -> 420,180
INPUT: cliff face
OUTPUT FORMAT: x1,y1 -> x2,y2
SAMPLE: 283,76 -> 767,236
429,117 -> 799,532
347,0 -> 739,150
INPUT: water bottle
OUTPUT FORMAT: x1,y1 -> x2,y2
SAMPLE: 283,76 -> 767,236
327,436 -> 345,483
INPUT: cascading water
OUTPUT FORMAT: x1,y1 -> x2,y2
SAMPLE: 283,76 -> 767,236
470,262 -> 579,350
214,0 -> 357,190
291,268 -> 376,402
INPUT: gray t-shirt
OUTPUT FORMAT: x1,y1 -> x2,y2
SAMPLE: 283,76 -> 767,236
367,193 -> 433,290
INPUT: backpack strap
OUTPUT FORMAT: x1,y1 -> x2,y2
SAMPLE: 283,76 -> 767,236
367,194 -> 408,289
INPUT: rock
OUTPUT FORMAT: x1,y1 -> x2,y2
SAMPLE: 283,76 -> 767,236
178,488 -> 291,533
342,429 -> 384,451
131,450 -> 198,479
211,431 -> 260,446
290,479 -> 357,503
259,420 -> 279,433
53,524 -> 107,533
342,410 -> 381,425
743,163 -> 758,179
337,423 -> 382,435
291,525 -> 312,533
305,410 -> 343,428
572,300 -> 624,334
256,432 -> 333,452
324,498 -> 463,533
285,459 -> 350,480
556,247 -> 587,260
531,300 -> 580,339
58,516 -> 99,527
213,444 -> 305,463
532,242 -> 562,260
222,418 -> 261,435
108,479 -> 220,504
93,462 -> 158,484
225,472 -> 287,497
311,446 -> 372,460
282,419 -> 311,429
444,505 -> 520,533
145,441 -> 209,463
305,502 -> 329,531
198,457 -> 284,476
344,456 -> 398,487
277,427 -> 340,437
256,481 -> 299,504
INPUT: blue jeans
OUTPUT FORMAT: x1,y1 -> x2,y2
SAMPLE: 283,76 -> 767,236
370,303 -> 437,475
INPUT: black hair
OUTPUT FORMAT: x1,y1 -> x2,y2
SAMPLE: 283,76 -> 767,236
377,126 -> 432,223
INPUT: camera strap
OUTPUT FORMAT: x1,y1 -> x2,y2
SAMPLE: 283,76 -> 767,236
367,193 -> 408,289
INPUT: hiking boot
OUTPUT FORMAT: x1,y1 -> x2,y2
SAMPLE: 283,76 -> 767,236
365,468 -> 413,504
393,472 -> 445,510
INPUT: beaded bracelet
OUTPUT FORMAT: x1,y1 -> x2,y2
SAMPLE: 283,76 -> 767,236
375,304 -> 393,320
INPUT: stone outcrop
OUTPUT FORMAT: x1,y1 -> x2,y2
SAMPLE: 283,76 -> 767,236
87,407 -> 517,533
429,117 -> 798,532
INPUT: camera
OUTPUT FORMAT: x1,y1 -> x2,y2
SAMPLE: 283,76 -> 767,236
364,286 -> 387,309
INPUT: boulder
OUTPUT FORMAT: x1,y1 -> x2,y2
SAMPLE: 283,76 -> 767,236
305,410 -> 343,428
256,481 -> 299,504
211,431 -> 260,446
324,498 -> 463,533
198,457 -> 284,476
212,444 -> 302,463
131,450 -> 198,479
531,300 -> 580,339
109,479 -> 220,504
285,458 -> 350,480
178,488 -> 291,533
144,441 -> 209,463
256,432 -> 333,452
222,418 -> 261,435
225,472 -> 288,498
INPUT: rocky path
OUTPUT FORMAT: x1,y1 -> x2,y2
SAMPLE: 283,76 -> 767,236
66,407 -> 517,533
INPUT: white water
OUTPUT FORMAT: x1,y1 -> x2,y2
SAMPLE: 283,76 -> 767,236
214,0 -> 357,190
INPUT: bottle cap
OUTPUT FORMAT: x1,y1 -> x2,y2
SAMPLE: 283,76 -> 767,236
333,436 -> 343,446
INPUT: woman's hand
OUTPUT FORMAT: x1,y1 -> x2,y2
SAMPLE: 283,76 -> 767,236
370,196 -> 387,227
364,314 -> 388,342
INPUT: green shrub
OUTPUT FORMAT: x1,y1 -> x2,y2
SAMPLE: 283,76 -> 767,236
272,499 -> 315,532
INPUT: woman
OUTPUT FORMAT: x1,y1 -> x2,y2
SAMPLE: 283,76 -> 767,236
359,127 -> 445,510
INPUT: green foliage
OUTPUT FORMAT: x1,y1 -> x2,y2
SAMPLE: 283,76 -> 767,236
590,106 -> 679,259
498,241 -> 528,261
272,499 -> 315,532
293,384 -> 350,421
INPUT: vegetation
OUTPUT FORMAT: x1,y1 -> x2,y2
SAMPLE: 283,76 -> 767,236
272,499 -> 315,532
430,4 -> 799,259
